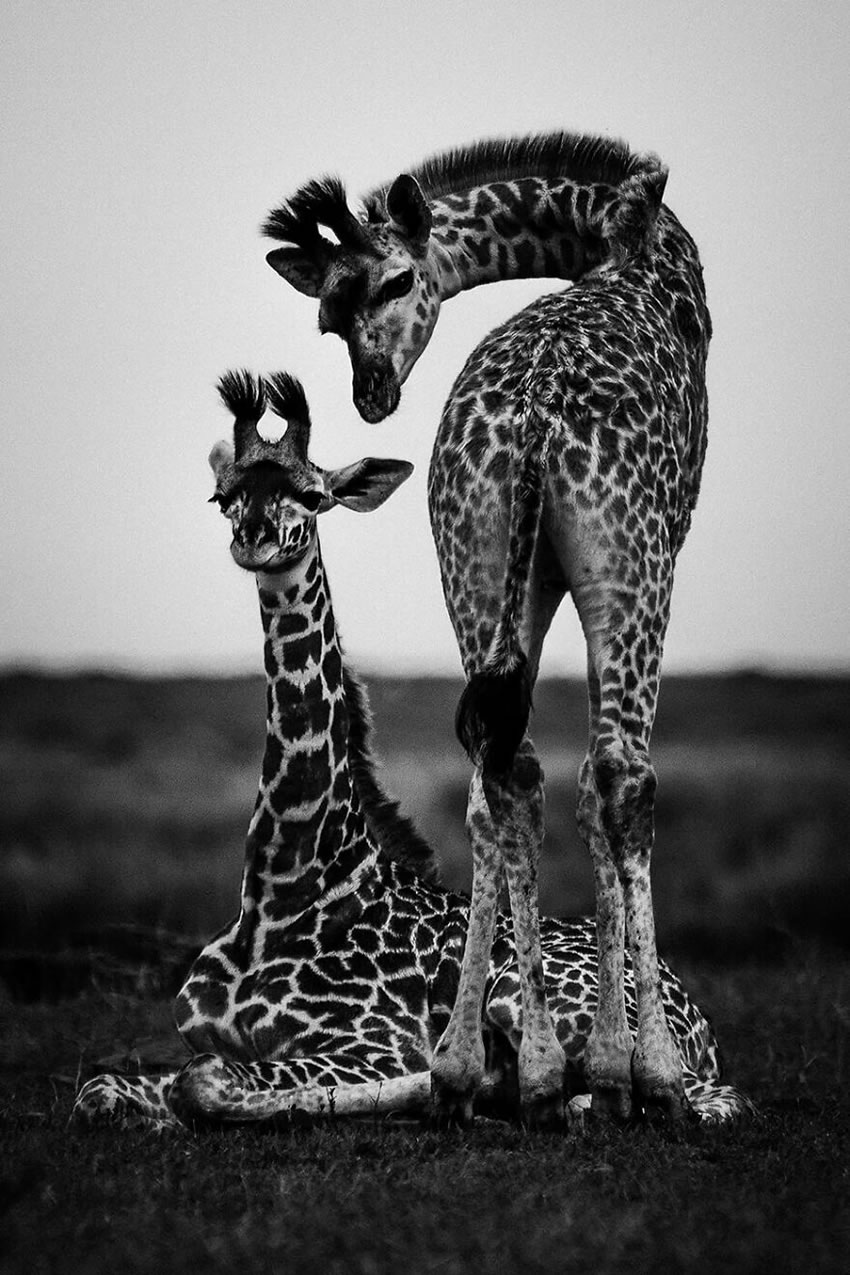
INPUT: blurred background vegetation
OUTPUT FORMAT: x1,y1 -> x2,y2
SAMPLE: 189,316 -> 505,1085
1,671 -> 848,992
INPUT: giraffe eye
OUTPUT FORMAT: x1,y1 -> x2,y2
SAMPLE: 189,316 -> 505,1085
377,270 -> 414,304
210,488 -> 240,514
297,489 -> 324,513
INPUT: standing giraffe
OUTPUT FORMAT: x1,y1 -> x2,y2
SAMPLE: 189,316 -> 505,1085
74,371 -> 745,1128
264,131 -> 713,1123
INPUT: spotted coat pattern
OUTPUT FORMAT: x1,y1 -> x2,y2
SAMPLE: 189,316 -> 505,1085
264,134 -> 667,423
265,134 -> 735,1123
428,202 -> 712,1119
73,374 -> 746,1128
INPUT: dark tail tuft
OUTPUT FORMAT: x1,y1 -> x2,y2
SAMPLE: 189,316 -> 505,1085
455,654 -> 532,779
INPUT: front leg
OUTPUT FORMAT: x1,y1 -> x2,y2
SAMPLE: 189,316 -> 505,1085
431,756 -> 566,1129
74,1046 -> 432,1129
170,1049 -> 431,1125
73,1070 -> 180,1128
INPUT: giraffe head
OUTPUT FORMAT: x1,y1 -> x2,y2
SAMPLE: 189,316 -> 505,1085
263,177 -> 440,423
210,369 -> 413,573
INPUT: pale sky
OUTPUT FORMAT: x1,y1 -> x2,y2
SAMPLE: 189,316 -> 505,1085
2,0 -> 848,676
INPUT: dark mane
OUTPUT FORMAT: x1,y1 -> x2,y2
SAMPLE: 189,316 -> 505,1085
343,669 -> 440,885
364,130 -> 647,214
217,369 -> 266,421
262,176 -> 370,251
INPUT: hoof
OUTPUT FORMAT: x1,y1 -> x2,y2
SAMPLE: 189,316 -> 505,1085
639,1088 -> 697,1127
590,1082 -> 634,1123
430,1078 -> 475,1130
521,1089 -> 567,1132
430,1100 -> 474,1130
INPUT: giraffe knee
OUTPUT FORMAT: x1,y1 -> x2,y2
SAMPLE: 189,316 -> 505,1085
593,745 -> 656,864
506,743 -> 543,793
170,1053 -> 231,1123
479,746 -> 543,831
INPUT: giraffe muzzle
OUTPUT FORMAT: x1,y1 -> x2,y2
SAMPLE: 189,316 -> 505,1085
352,364 -> 401,423
230,539 -> 285,572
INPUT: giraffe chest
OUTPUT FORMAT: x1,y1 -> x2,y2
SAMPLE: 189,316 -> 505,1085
173,887 -> 448,1062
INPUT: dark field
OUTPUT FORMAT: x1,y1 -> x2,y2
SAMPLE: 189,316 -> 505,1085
1,672 -> 849,1273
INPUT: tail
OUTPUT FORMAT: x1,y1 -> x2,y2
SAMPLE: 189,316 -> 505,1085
455,655 -> 533,779
455,346 -> 554,779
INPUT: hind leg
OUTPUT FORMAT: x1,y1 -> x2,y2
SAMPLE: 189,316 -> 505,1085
572,535 -> 687,1121
429,519 -> 567,1123
430,767 -> 504,1124
494,745 -> 567,1125
431,743 -> 566,1126
430,737 -> 567,1126
597,710 -> 686,1119
576,742 -> 633,1118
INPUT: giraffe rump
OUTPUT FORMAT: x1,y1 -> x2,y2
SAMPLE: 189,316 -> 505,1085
455,358 -> 554,778
364,130 -> 656,215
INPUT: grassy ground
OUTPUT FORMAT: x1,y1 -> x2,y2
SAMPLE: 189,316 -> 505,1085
1,673 -> 849,1271
1,952 -> 847,1274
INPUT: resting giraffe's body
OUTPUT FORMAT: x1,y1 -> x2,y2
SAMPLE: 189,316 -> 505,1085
74,371 -> 746,1128
265,131 -> 729,1124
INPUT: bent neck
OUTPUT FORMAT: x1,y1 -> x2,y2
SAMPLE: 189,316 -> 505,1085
428,176 -> 622,299
238,542 -> 378,929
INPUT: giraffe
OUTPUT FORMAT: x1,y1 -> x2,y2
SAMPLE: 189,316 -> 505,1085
264,131 -> 715,1123
73,370 -> 747,1128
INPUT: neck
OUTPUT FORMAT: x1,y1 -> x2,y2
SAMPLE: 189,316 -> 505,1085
429,177 -> 606,298
238,542 -> 378,929
425,163 -> 665,300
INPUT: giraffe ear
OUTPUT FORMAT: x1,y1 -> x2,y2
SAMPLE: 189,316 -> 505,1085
208,439 -> 235,480
386,175 -> 432,246
326,458 -> 414,512
266,247 -> 326,297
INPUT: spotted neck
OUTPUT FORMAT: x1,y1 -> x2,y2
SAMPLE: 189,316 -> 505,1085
427,174 -> 659,300
238,541 -> 378,932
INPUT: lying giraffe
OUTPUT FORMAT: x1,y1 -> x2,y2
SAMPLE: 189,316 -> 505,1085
264,131 -> 717,1123
74,371 -> 746,1127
